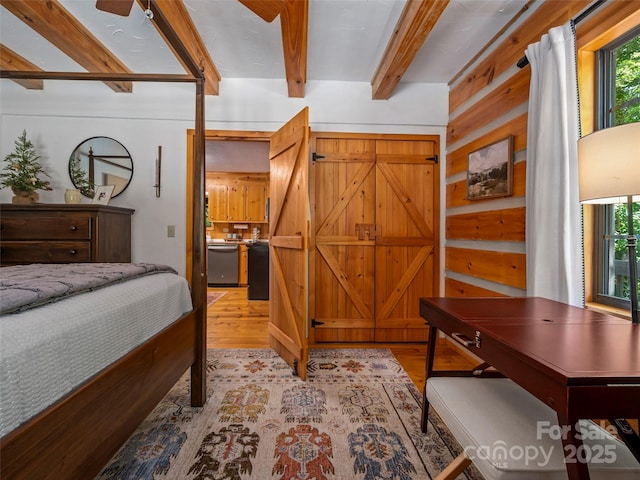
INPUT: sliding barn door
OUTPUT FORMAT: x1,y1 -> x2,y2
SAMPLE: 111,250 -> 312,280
312,136 -> 376,342
374,140 -> 438,342
312,135 -> 438,342
269,107 -> 310,379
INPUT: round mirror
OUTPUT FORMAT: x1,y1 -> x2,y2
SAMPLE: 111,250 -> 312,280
68,137 -> 133,198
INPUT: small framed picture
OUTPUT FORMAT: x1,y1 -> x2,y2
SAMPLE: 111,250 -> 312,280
92,185 -> 115,205
467,136 -> 514,200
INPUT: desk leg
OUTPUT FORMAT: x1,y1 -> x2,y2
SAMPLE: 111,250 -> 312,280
558,414 -> 591,480
421,325 -> 439,433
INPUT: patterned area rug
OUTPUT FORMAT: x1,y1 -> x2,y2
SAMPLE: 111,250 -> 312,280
97,348 -> 483,480
207,291 -> 226,306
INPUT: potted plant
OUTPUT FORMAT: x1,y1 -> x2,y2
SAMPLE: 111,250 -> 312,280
0,130 -> 52,204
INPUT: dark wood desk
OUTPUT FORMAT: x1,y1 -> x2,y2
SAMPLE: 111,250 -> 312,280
419,297 -> 640,480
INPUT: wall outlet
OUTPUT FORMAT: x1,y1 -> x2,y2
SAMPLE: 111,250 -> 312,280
167,225 -> 175,237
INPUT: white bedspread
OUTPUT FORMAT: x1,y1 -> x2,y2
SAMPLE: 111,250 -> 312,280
0,272 -> 193,437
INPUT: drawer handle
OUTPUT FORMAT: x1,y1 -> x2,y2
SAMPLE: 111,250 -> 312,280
69,249 -> 78,255
69,225 -> 78,231
451,332 -> 474,347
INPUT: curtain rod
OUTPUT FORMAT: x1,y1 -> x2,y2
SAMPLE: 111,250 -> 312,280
517,0 -> 607,68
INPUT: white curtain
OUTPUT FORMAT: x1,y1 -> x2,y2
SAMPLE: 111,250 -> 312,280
525,22 -> 583,307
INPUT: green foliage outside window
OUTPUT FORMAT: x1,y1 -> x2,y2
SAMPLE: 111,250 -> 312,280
606,31 -> 640,302
613,34 -> 640,125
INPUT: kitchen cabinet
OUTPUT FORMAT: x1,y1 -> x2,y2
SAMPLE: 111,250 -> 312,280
245,184 -> 267,222
208,184 -> 228,222
239,243 -> 248,286
0,204 -> 134,265
206,173 -> 269,223
227,185 -> 246,221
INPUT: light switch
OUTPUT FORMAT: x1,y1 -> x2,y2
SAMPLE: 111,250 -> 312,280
167,225 -> 175,237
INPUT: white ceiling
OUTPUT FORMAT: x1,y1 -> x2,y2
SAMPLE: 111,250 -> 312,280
1,0 -> 529,83
0,0 -> 530,171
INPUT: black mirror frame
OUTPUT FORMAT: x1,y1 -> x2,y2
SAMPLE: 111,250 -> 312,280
68,136 -> 133,199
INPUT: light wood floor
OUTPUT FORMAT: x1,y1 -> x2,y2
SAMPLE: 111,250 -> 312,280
207,286 -> 475,391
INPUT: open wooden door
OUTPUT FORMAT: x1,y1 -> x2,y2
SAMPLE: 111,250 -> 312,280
268,107 -> 310,379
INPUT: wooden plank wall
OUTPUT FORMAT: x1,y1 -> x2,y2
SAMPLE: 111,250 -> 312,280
444,0 -> 633,298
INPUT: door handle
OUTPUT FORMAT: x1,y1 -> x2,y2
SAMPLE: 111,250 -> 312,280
356,223 -> 378,240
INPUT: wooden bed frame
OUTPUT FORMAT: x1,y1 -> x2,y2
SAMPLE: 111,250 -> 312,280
0,7 -> 208,479
0,306 -> 202,479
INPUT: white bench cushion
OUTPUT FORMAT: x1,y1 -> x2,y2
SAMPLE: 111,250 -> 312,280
426,377 -> 640,480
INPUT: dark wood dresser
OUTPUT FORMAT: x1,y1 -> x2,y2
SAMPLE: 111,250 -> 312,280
0,204 -> 135,265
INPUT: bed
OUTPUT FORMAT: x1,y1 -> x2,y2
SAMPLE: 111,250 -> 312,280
0,262 -> 204,480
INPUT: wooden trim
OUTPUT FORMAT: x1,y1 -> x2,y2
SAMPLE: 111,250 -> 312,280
316,244 -> 374,320
0,310 -> 197,480
1,0 -> 133,93
268,322 -> 302,358
280,0 -> 308,97
371,0 -> 450,99
238,0 -> 284,22
377,163 -> 433,238
144,0 -> 218,93
446,161 -> 526,208
446,114 -> 528,177
447,69 -> 530,145
433,453 -> 472,480
446,207 -> 525,242
576,1 -> 640,51
448,0 -> 536,86
377,245 -> 434,320
575,2 -> 640,309
312,318 -> 374,328
316,162 -> 375,236
270,235 -> 304,249
0,44 -> 43,90
312,131 -> 440,141
449,0 -> 591,113
445,277 -> 508,297
445,246 -> 526,289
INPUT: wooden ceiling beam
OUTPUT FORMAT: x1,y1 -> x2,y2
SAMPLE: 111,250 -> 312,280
281,0 -> 308,97
238,0 -> 284,22
0,44 -> 43,90
141,0 -> 220,96
1,0 -> 133,93
371,0 -> 450,100
238,0 -> 307,98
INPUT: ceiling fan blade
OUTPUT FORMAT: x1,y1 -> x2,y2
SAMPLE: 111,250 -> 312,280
238,0 -> 283,22
95,0 -> 135,17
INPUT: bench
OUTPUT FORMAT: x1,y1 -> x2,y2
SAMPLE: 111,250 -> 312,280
426,377 -> 640,480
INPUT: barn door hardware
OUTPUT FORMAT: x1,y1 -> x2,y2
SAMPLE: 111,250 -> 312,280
312,153 -> 325,162
425,155 -> 438,163
311,319 -> 324,327
356,223 -> 378,240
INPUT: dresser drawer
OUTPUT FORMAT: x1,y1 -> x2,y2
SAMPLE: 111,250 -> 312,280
1,242 -> 91,264
1,216 -> 91,240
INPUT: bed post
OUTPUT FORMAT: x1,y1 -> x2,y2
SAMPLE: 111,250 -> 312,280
190,76 -> 207,407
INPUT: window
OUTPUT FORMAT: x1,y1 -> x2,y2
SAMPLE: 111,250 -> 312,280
592,29 -> 640,311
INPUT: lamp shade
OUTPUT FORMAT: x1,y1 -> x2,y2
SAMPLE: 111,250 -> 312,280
577,122 -> 640,204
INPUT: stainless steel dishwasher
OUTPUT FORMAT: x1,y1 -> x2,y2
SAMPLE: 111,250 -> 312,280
207,243 -> 239,286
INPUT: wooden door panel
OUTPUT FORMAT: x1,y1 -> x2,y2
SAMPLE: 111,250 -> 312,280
314,243 -> 375,342
208,184 -> 228,221
269,108 -> 309,379
227,185 -> 246,221
374,139 -> 439,342
312,137 -> 376,342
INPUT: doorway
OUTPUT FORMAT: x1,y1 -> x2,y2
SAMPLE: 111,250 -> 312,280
186,130 -> 272,284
